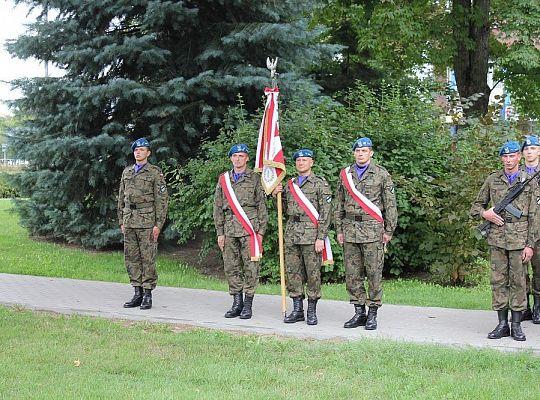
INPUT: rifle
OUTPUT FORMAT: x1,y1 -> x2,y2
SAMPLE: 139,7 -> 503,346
476,169 -> 540,238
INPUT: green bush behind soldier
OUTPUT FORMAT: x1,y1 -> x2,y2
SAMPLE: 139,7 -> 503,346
520,135 -> 540,323
470,140 -> 537,341
334,137 -> 398,331
213,144 -> 268,319
118,137 -> 168,310
272,149 -> 332,325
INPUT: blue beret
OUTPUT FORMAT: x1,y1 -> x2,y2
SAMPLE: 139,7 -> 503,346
228,143 -> 249,157
352,137 -> 373,150
521,135 -> 540,150
131,137 -> 150,151
292,148 -> 314,161
499,141 -> 520,156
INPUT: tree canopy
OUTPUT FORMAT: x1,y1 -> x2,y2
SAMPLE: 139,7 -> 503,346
7,0 -> 336,247
313,0 -> 540,117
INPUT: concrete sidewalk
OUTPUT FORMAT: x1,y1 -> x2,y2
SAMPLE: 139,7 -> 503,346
2,273 -> 540,354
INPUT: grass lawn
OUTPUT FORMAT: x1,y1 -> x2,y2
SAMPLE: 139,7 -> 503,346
1,305 -> 539,400
0,198 -> 492,310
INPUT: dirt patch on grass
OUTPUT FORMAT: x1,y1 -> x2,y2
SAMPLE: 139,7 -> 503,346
160,235 -> 225,280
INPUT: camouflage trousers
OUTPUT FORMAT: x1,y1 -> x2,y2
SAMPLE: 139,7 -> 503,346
222,236 -> 260,296
489,246 -> 527,311
124,227 -> 158,290
285,242 -> 322,300
344,241 -> 384,308
525,241 -> 540,296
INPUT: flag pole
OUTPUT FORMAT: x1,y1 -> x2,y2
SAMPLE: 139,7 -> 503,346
266,58 -> 287,317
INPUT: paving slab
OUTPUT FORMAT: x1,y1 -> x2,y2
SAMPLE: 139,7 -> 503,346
1,273 -> 540,354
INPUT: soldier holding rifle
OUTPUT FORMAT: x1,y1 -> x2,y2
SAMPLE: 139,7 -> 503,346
471,141 -> 538,341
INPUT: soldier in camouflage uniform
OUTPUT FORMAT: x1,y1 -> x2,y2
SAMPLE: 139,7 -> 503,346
118,137 -> 168,310
334,137 -> 398,331
213,144 -> 268,319
470,140 -> 537,341
520,135 -> 540,323
272,149 -> 332,325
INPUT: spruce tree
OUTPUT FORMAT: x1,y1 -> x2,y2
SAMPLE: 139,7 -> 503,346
6,0 -> 335,247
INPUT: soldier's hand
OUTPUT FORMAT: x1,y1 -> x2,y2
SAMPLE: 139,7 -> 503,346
152,226 -> 160,242
120,224 -> 125,234
272,183 -> 283,197
383,233 -> 392,244
337,233 -> 344,246
217,235 -> 225,251
482,208 -> 504,226
522,247 -> 533,263
315,239 -> 324,253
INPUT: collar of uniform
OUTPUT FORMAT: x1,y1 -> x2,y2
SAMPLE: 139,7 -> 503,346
229,168 -> 252,180
350,163 -> 373,182
497,169 -> 526,184
132,163 -> 149,173
295,173 -> 312,185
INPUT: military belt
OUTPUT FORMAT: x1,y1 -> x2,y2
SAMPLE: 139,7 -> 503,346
345,213 -> 372,222
290,215 -> 312,222
130,202 -> 154,210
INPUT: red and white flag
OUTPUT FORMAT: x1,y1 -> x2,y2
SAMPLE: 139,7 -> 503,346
255,87 -> 286,195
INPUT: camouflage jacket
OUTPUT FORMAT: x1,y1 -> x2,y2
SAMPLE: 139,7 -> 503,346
521,165 -> 540,244
213,168 -> 268,238
470,170 -> 538,250
282,174 -> 332,245
117,163 -> 168,229
334,163 -> 398,243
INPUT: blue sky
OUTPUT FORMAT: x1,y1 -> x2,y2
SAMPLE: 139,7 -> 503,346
0,1 -> 61,116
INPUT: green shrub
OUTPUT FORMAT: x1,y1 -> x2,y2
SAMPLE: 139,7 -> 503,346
168,81 -> 517,285
0,173 -> 20,198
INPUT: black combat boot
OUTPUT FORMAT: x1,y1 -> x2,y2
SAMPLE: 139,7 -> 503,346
123,286 -> 143,308
365,306 -> 378,330
343,304 -> 367,328
224,293 -> 243,318
239,294 -> 254,319
523,293 -> 533,321
511,310 -> 526,341
533,294 -> 540,324
140,289 -> 153,310
487,309 -> 510,339
306,299 -> 318,326
284,297 -> 304,323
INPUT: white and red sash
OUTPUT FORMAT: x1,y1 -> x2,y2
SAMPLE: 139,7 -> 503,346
340,166 -> 384,224
288,178 -> 333,265
220,172 -> 262,261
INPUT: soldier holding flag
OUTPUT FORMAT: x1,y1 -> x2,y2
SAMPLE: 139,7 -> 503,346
334,137 -> 398,331
272,148 -> 333,325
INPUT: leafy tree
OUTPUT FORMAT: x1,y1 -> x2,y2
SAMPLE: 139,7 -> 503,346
491,0 -> 540,118
312,1 -> 540,117
6,0 -> 336,247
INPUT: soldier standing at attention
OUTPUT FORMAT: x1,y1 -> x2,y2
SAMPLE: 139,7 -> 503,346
470,141 -> 536,341
334,137 -> 398,331
272,149 -> 333,325
118,137 -> 168,310
213,144 -> 268,319
520,135 -> 540,323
